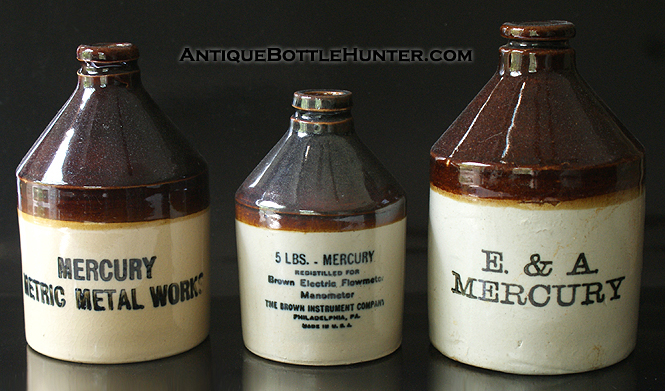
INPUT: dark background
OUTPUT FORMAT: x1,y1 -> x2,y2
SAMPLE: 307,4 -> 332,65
0,1 -> 663,389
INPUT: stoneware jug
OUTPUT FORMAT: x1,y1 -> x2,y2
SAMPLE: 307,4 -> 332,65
428,21 -> 645,374
236,90 -> 406,365
17,43 -> 210,363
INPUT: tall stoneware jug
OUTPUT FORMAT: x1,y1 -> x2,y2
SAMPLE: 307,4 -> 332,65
428,21 -> 645,374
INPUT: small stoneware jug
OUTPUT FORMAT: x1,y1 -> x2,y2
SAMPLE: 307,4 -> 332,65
236,90 -> 406,365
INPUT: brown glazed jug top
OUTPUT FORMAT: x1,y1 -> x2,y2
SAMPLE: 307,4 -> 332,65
77,43 -> 140,62
17,43 -> 209,223
289,90 -> 355,134
500,20 -> 576,41
236,90 -> 406,232
292,89 -> 353,111
430,21 -> 644,202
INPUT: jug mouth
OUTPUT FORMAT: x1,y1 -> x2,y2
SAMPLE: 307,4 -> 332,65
76,43 -> 140,62
292,90 -> 352,112
76,43 -> 140,76
500,21 -> 576,42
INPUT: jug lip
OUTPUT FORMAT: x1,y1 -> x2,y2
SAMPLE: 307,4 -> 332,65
500,21 -> 576,41
292,89 -> 352,112
77,43 -> 140,63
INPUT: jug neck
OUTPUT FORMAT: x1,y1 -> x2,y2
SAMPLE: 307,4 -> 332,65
289,90 -> 354,134
498,21 -> 577,76
76,43 -> 142,88
499,42 -> 576,76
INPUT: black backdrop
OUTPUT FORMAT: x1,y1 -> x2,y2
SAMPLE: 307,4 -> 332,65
1,1 -> 663,296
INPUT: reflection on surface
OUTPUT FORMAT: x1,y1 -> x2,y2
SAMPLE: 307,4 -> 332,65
428,347 -> 636,390
242,348 -> 402,390
26,339 -> 211,390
